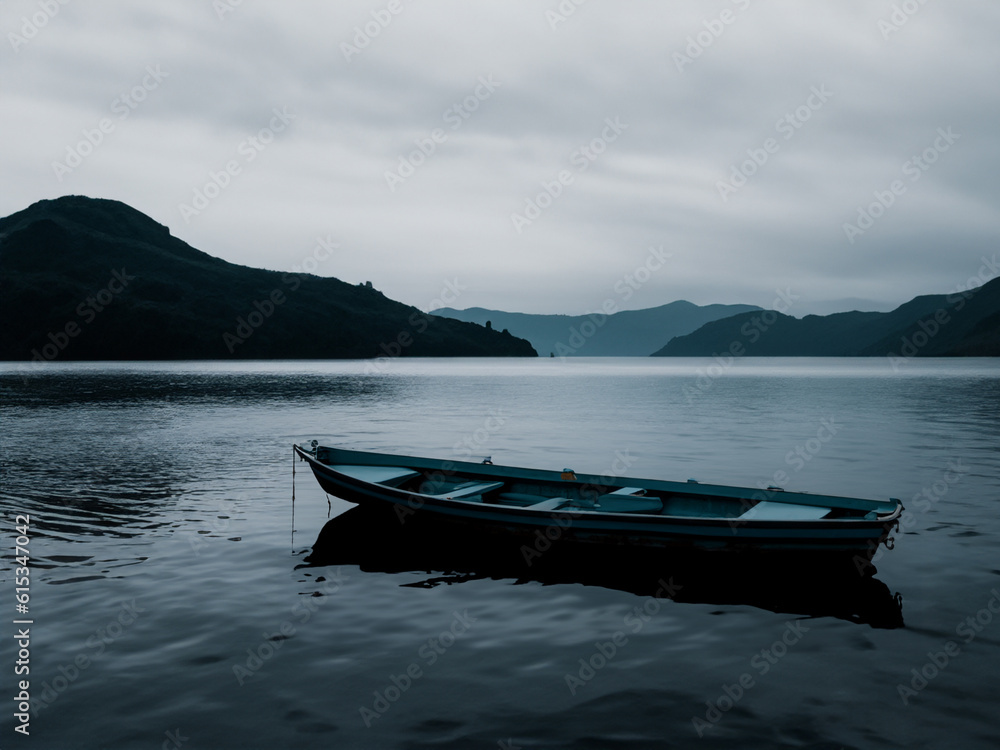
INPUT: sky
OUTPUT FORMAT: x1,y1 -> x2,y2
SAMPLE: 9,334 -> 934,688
3,1 -> 999,316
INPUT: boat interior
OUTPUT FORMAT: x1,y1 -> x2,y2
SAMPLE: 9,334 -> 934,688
328,463 -> 865,521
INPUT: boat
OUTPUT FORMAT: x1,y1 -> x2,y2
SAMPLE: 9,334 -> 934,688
293,443 -> 903,566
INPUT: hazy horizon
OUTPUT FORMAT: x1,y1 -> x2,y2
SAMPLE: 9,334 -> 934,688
431,297 -> 899,319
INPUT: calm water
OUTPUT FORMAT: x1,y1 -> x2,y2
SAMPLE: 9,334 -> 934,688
1,358 -> 998,749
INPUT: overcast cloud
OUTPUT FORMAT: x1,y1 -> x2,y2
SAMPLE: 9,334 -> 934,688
3,0 -> 998,315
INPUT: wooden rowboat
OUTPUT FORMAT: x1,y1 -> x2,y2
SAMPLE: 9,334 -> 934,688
293,443 -> 903,565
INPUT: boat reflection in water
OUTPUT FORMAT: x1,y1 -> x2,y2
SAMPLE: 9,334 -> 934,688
304,505 -> 904,630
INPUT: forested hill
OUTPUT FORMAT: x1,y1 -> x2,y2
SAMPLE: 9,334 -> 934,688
0,196 -> 537,361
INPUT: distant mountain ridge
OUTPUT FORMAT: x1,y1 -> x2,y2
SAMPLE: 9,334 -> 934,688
653,275 -> 1000,357
433,301 -> 761,357
0,196 -> 537,360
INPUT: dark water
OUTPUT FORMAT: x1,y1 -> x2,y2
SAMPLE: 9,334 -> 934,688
1,358 -> 998,749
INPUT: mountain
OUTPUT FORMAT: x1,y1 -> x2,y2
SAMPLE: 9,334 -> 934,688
792,297 -> 897,316
0,196 -> 537,360
433,301 -> 761,357
652,278 -> 1000,357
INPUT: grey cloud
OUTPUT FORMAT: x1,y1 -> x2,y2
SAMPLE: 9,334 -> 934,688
2,0 -> 998,315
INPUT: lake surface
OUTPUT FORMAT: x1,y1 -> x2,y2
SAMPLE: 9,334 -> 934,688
1,358 -> 998,749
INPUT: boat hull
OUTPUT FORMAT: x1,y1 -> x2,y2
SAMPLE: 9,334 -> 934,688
294,445 -> 901,564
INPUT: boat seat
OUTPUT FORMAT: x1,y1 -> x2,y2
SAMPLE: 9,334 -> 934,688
738,501 -> 831,520
586,486 -> 658,513
522,497 -> 571,511
424,481 -> 505,501
331,465 -> 421,487
603,487 -> 646,496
